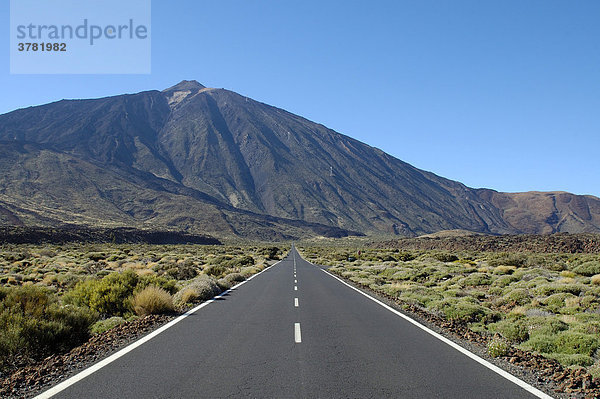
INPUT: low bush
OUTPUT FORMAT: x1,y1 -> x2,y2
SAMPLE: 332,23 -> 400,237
533,283 -> 583,296
553,331 -> 599,356
66,270 -> 176,317
489,254 -> 526,268
493,266 -> 516,275
521,334 -> 556,354
522,331 -> 600,357
571,261 -> 600,277
175,287 -> 199,305
224,272 -> 245,284
217,273 -> 246,290
90,316 -> 126,334
488,319 -> 529,343
240,266 -> 261,278
0,286 -> 96,371
396,252 -> 416,262
502,289 -> 531,306
166,264 -> 198,280
549,353 -> 594,367
131,286 -> 174,316
526,316 -> 568,335
460,273 -> 491,287
488,338 -> 510,357
430,298 -> 493,323
173,275 -> 221,306
433,253 -> 459,263
542,293 -> 577,314
491,275 -> 518,288
204,264 -> 226,278
261,247 -> 280,260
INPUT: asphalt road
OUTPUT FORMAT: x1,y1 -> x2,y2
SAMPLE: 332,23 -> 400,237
42,247 -> 546,399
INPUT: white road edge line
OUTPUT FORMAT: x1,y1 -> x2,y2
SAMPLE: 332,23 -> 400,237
34,259 -> 283,399
294,297 -> 299,307
294,322 -> 302,343
311,265 -> 552,399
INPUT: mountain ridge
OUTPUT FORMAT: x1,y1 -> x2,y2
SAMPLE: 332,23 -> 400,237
0,80 -> 598,238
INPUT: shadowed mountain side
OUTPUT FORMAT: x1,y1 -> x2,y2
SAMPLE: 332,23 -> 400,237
0,142 -> 358,240
0,80 -> 598,237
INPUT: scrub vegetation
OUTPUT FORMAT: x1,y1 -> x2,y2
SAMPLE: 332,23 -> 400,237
0,243 -> 284,372
300,246 -> 600,376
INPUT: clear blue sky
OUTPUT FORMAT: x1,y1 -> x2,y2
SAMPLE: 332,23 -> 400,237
2,1 -> 599,197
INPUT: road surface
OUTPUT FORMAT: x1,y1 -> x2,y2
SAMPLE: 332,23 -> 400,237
40,247 -> 547,398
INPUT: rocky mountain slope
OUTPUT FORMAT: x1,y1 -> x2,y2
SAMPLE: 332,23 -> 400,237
0,80 -> 598,238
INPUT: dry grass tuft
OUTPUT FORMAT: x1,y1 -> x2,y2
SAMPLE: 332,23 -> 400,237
179,287 -> 200,304
131,286 -> 174,316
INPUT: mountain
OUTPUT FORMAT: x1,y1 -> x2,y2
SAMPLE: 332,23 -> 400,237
0,80 -> 598,238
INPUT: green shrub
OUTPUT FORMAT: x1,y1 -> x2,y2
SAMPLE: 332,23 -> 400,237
66,270 -> 176,317
166,264 -> 198,280
533,283 -> 583,296
502,289 -> 531,306
87,252 -> 106,261
549,354 -> 594,367
66,270 -> 138,316
571,261 -> 600,277
204,264 -> 226,277
554,331 -> 599,356
433,253 -> 459,263
90,316 -> 126,334
228,255 -> 255,268
489,254 -> 526,268
0,286 -> 96,371
526,316 -> 568,335
131,286 -> 174,316
430,299 -> 493,323
461,273 -> 492,287
397,252 -> 416,262
491,275 -> 519,289
488,319 -> 529,343
542,293 -> 577,313
261,247 -> 280,260
488,338 -> 511,357
521,334 -> 556,354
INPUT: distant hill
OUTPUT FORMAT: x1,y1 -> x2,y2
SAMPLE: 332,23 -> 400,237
374,233 -> 600,254
0,80 -> 598,238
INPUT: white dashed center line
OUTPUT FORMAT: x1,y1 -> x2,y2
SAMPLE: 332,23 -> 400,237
294,323 -> 302,343
294,297 -> 299,307
294,286 -> 298,291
